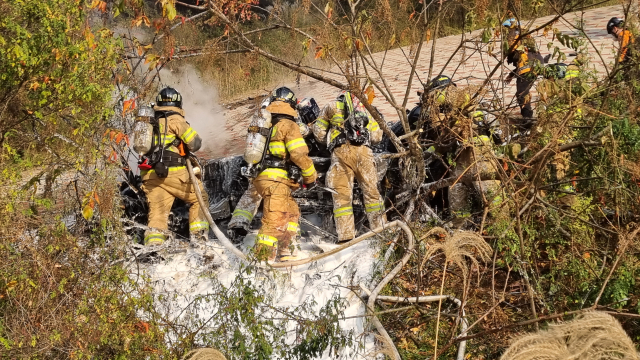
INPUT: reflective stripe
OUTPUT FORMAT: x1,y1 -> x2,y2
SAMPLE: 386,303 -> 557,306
144,233 -> 166,245
257,234 -> 277,247
471,110 -> 485,120
233,209 -> 254,221
367,121 -> 380,131
189,221 -> 209,232
301,164 -> 316,177
181,127 -> 197,143
142,166 -> 186,175
271,126 -> 277,137
565,70 -> 579,79
330,129 -> 342,141
259,168 -> 289,180
287,222 -> 299,232
365,202 -> 384,213
269,141 -> 286,157
316,118 -> 329,130
336,102 -> 345,110
286,138 -> 306,151
331,113 -> 345,124
333,206 -> 353,218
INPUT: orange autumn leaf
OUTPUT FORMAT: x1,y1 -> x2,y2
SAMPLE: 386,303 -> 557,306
123,99 -> 136,116
365,85 -> 375,104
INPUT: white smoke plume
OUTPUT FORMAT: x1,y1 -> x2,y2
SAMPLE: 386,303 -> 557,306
159,65 -> 228,158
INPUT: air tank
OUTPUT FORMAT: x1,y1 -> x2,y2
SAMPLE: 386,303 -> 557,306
243,109 -> 272,165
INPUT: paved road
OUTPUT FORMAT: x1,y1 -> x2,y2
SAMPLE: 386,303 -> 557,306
217,5 -> 625,157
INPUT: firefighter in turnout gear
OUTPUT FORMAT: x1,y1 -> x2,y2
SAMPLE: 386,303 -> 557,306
228,92 -> 322,243
253,87 -> 318,262
503,18 -> 544,120
312,91 -> 386,242
139,87 -> 210,247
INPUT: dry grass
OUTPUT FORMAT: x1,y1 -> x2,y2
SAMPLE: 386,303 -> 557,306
422,227 -> 493,281
500,311 -> 639,360
182,348 -> 227,360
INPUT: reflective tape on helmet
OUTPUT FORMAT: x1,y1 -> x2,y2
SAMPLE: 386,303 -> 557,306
233,209 -> 254,221
259,168 -> 289,180
333,206 -> 353,218
287,222 -> 299,233
189,221 -> 209,232
472,110 -> 485,120
257,234 -> 277,247
365,202 -> 384,213
144,232 -> 166,246
181,127 -> 197,143
269,141 -> 286,156
286,138 -> 306,151
301,164 -> 316,177
316,118 -> 329,130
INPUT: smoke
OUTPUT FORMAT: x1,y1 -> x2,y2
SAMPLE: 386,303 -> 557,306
159,65 -> 228,158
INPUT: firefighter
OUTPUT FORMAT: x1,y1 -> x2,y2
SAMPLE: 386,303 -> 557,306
253,87 -> 318,262
140,87 -> 211,248
312,91 -> 386,242
502,18 -> 544,121
227,93 -> 322,243
607,17 -> 635,65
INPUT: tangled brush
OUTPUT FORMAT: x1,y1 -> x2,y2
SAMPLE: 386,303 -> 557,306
500,311 -> 639,360
182,348 -> 227,360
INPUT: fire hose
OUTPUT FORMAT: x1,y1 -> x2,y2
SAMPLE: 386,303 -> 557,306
186,161 -> 466,360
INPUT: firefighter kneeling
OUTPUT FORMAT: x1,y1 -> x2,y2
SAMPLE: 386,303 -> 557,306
313,91 -> 386,242
248,88 -> 317,262
135,87 -> 210,249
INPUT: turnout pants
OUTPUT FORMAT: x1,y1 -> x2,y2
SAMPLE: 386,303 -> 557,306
326,144 -> 386,241
516,74 -> 535,118
253,178 -> 300,260
142,168 -> 210,245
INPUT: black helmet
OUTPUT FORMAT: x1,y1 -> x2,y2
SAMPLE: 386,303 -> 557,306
156,87 -> 182,108
607,17 -> 624,34
270,87 -> 297,108
426,75 -> 456,92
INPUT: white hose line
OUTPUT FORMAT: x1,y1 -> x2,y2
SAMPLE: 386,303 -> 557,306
375,295 -> 468,360
269,220 -> 407,268
367,221 -> 414,360
187,161 -> 249,262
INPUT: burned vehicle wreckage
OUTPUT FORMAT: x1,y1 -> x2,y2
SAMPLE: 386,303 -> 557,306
120,82 -> 503,243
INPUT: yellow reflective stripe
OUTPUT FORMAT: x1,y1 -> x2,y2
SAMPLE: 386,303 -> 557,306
565,70 -> 579,79
331,113 -> 345,124
330,129 -> 342,141
181,127 -> 197,143
269,141 -> 286,156
271,126 -> 277,137
189,221 -> 209,232
160,134 -> 176,145
316,118 -> 329,130
333,206 -> 353,218
365,202 -> 384,213
287,222 -> 299,232
301,164 -> 316,177
336,102 -> 345,110
259,168 -> 289,180
257,234 -> 277,247
366,121 -> 380,131
233,209 -> 254,221
144,233 -> 166,245
471,111 -> 485,119
286,138 -> 306,151
344,93 -> 354,113
142,166 -> 186,175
